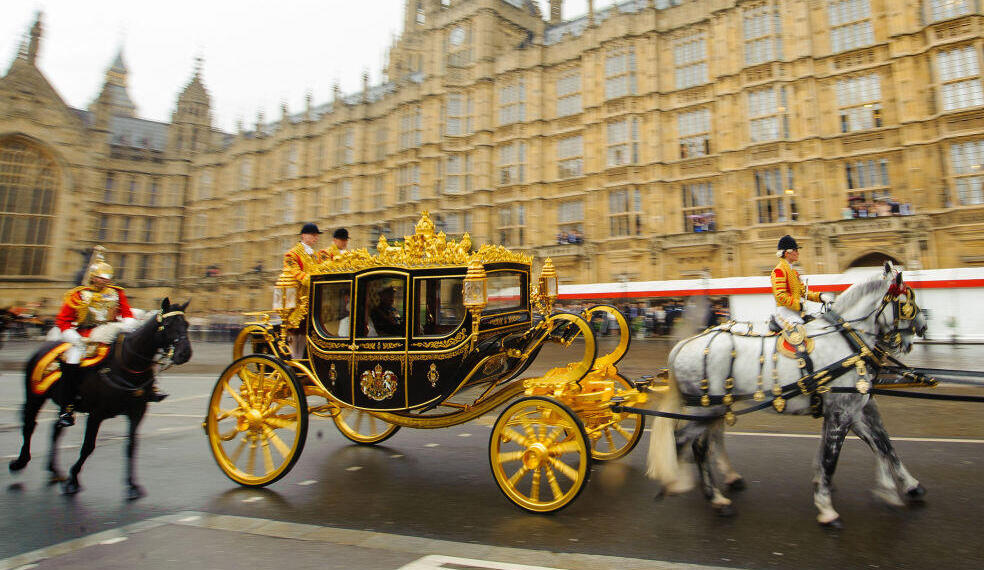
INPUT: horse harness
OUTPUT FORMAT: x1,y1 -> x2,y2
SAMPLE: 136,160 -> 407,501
104,310 -> 186,395
677,289 -> 920,425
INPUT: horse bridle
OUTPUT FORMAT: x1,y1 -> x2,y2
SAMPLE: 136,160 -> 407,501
116,310 -> 187,374
873,284 -> 921,349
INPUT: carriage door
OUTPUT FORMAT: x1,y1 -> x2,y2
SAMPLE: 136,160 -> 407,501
351,271 -> 409,410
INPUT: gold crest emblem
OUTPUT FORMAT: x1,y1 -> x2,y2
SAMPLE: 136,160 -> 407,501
328,362 -> 337,386
360,364 -> 399,401
427,363 -> 439,387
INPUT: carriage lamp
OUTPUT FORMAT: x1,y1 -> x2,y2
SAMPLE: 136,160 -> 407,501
464,260 -> 488,344
272,273 -> 298,353
536,258 -> 559,316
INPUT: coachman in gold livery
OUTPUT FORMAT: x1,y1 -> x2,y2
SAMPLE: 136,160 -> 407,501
206,212 -> 660,513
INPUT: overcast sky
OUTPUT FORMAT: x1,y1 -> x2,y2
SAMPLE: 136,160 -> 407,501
3,0 -> 617,132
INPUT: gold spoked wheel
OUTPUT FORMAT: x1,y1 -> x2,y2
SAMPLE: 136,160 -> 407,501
333,407 -> 400,445
489,396 -> 591,513
206,355 -> 308,487
589,374 -> 644,461
232,324 -> 273,361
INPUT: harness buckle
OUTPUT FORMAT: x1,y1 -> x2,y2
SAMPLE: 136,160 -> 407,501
816,385 -> 831,394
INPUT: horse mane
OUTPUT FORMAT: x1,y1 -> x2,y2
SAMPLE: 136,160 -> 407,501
831,273 -> 889,315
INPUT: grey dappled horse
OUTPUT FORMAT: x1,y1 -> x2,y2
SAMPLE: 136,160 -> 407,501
647,264 -> 927,527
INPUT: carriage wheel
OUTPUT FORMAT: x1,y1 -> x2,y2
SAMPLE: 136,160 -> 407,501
232,325 -> 273,361
590,374 -> 645,462
489,396 -> 591,513
333,407 -> 401,445
206,355 -> 308,487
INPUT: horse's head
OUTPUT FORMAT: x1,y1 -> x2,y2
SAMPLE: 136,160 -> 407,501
877,263 -> 925,353
157,297 -> 192,365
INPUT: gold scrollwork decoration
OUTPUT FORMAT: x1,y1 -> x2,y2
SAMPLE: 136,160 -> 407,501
312,212 -> 531,275
360,364 -> 399,401
416,329 -> 468,349
328,362 -> 337,386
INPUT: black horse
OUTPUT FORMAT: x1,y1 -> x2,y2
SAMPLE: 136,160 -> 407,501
8,298 -> 192,500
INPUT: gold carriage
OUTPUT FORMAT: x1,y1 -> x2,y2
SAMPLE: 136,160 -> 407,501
204,212 -> 657,512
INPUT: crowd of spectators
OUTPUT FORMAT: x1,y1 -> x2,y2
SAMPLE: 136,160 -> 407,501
843,196 -> 913,219
554,298 -> 730,338
555,230 -> 584,245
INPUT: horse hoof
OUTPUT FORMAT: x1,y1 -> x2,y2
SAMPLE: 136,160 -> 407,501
62,481 -> 80,495
907,484 -> 927,501
8,457 -> 29,472
727,477 -> 746,491
715,504 -> 737,517
48,473 -> 67,485
820,518 -> 843,530
126,486 -> 145,501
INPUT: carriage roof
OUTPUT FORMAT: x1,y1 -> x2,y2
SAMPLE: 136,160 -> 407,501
309,212 -> 531,276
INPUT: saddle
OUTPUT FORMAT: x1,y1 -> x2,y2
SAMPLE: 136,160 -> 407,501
30,342 -> 111,396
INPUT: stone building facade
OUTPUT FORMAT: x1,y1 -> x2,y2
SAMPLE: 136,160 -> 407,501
3,0 -> 984,313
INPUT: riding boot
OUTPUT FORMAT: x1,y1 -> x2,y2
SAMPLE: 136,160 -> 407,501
56,363 -> 80,428
147,384 -> 168,402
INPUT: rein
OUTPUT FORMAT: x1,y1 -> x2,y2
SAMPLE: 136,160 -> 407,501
114,310 -> 187,375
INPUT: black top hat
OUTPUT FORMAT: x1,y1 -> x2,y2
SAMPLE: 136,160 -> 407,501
777,235 -> 799,251
333,228 -> 349,240
300,223 -> 322,235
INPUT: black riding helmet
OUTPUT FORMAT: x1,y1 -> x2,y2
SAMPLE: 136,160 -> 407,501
777,235 -> 799,251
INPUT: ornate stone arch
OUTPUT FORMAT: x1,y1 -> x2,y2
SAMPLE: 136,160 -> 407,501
0,133 -> 63,277
844,250 -> 900,271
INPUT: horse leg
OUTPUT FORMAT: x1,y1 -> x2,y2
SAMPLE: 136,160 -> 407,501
853,398 -> 924,503
692,428 -> 734,515
708,419 -> 744,490
125,407 -> 146,501
46,416 -> 69,484
8,395 -> 44,472
814,414 -> 850,528
63,414 -> 103,495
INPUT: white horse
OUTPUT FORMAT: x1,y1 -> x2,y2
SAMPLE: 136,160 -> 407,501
647,263 -> 927,527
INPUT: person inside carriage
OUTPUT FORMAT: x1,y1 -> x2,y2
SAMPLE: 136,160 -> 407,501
369,285 -> 403,337
54,259 -> 166,428
771,235 -> 835,329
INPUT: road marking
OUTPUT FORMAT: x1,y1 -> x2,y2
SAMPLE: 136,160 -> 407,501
345,466 -> 363,472
400,555 -> 565,570
390,454 -> 404,458
241,497 -> 263,503
424,443 -> 440,448
297,479 -> 317,486
727,431 -> 984,444
160,394 -> 209,403
154,426 -> 199,434
99,537 -> 128,545
178,516 -> 201,523
458,432 -> 472,437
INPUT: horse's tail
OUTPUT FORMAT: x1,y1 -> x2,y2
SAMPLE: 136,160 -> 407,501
646,369 -> 683,484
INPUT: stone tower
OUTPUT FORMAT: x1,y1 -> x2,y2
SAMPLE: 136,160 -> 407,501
169,57 -> 212,155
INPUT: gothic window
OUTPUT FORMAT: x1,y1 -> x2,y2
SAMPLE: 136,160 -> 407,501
749,85 -> 789,142
682,181 -> 715,232
557,200 -> 584,237
925,0 -> 973,23
497,204 -> 526,246
398,163 -> 421,202
836,74 -> 882,131
104,172 -> 115,202
936,45 -> 984,111
556,68 -> 582,117
949,140 -> 984,206
743,3 -> 783,66
498,78 -> 526,125
678,108 -> 711,158
445,153 -> 471,194
607,118 -> 640,166
754,166 -> 798,224
845,157 -> 890,202
828,0 -> 874,54
674,32 -> 708,89
557,135 -> 584,178
605,46 -> 637,99
446,92 -> 472,135
609,188 -> 643,237
498,141 -> 526,185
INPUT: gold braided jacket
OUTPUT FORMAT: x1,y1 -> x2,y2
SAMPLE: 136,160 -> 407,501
771,257 -> 820,312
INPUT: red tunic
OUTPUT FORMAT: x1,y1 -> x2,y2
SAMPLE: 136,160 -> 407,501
56,285 -> 133,337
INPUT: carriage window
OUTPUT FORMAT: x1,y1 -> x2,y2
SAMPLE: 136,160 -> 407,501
356,275 -> 406,337
414,277 -> 466,336
487,271 -> 525,312
316,282 -> 352,337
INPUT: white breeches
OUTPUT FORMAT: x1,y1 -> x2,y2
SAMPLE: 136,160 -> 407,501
775,306 -> 805,326
60,328 -> 85,364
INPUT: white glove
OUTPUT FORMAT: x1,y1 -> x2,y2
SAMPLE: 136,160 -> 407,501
820,292 -> 836,303
121,317 -> 138,332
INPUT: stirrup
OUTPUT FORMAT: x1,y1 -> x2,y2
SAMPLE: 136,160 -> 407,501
147,387 -> 168,402
56,405 -> 75,428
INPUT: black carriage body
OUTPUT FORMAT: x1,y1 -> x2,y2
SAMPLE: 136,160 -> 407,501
306,262 -> 533,412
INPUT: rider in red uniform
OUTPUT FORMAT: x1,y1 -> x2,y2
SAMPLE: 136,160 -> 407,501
54,260 -> 143,427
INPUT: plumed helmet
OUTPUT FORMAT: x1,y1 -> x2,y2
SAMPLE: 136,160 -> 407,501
777,235 -> 799,251
89,261 -> 113,280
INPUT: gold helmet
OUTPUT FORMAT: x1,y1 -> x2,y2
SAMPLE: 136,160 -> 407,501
89,261 -> 113,280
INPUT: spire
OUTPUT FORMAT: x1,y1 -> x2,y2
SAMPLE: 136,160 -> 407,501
27,12 -> 42,64
88,47 -> 137,117
362,70 -> 370,102
305,90 -> 313,120
549,0 -> 562,25
588,0 -> 595,27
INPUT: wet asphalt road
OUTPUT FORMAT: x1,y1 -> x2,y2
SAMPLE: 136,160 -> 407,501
0,339 -> 982,569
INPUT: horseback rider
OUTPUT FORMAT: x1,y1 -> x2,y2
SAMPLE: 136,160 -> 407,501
54,259 -> 166,428
772,235 -> 835,327
282,222 -> 322,356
